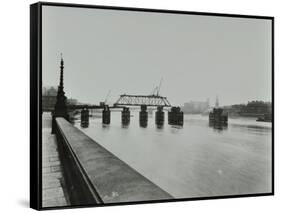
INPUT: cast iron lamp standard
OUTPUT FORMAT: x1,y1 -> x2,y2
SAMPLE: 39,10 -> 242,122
52,55 -> 69,134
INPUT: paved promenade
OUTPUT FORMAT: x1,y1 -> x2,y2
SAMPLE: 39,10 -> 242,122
42,113 -> 69,207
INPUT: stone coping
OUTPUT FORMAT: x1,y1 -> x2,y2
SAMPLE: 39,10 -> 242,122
55,117 -> 172,204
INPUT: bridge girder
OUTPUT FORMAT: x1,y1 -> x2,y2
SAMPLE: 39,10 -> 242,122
114,94 -> 171,107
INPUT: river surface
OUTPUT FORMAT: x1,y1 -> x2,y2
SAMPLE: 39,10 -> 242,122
75,110 -> 272,199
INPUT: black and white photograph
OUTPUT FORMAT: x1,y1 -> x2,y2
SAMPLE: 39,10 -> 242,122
31,2 -> 273,210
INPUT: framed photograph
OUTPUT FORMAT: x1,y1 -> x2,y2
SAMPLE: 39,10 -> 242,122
30,2 -> 274,210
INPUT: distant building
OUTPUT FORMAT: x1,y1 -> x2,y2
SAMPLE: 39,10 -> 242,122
223,101 -> 272,117
42,86 -> 57,96
239,101 -> 272,116
182,100 -> 209,114
42,86 -> 57,112
67,98 -> 78,105
42,86 -> 79,112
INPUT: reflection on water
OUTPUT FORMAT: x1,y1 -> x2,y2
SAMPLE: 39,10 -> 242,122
74,111 -> 272,199
209,122 -> 228,132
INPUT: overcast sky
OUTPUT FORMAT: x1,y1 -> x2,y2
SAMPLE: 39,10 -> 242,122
42,6 -> 272,106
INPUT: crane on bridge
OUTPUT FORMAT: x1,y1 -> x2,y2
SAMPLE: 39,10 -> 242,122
151,77 -> 163,96
114,78 -> 171,107
100,90 -> 111,107
104,90 -> 111,104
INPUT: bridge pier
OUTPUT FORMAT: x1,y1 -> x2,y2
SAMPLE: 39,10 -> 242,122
81,108 -> 89,128
139,105 -> 148,127
121,107 -> 130,126
209,108 -> 228,130
168,107 -> 184,126
155,106 -> 164,126
102,105 -> 111,125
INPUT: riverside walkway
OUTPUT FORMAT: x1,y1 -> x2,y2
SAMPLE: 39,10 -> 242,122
42,112 -> 172,207
42,113 -> 69,207
52,117 -> 172,205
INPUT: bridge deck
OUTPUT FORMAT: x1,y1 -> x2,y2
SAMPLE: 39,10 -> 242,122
55,117 -> 172,204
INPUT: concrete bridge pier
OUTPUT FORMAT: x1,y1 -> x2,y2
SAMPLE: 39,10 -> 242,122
81,108 -> 89,128
139,105 -> 148,127
102,105 -> 111,125
155,106 -> 164,126
121,107 -> 130,126
168,107 -> 184,126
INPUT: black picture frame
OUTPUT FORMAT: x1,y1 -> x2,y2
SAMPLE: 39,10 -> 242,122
30,1 -> 274,210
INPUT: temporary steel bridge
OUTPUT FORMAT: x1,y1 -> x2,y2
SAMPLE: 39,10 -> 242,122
114,94 -> 171,107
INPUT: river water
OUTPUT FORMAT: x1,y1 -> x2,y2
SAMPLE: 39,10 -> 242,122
75,110 -> 272,199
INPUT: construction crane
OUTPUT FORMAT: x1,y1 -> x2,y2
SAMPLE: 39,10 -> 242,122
104,90 -> 111,104
100,90 -> 111,106
151,77 -> 163,96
